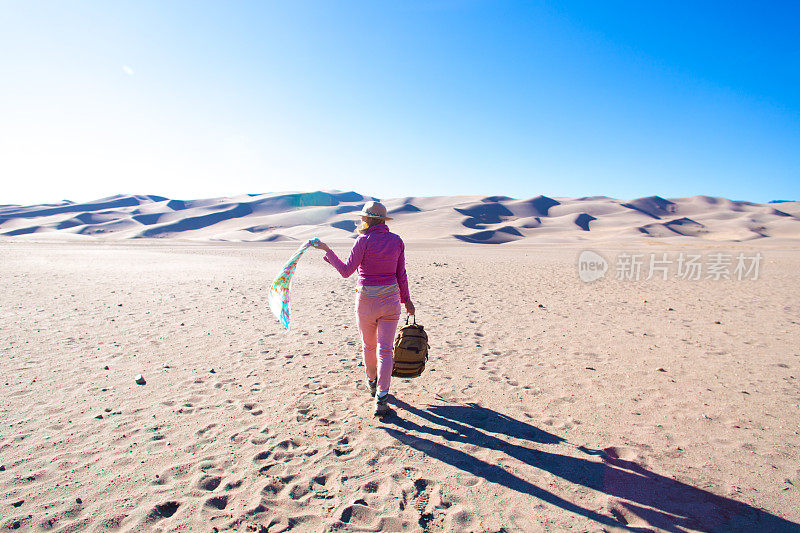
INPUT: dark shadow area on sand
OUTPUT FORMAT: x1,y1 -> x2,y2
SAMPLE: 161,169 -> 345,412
382,399 -> 798,532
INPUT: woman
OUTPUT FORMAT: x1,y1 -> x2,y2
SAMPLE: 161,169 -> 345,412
311,201 -> 415,416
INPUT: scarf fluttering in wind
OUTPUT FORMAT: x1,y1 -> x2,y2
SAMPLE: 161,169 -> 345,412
268,240 -> 316,330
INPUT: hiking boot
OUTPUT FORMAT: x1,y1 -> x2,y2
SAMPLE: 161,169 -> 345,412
367,378 -> 377,398
374,394 -> 391,417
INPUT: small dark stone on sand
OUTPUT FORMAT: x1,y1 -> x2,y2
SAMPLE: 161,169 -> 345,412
0,464 -> 5,471
209,369 -> 216,373
657,368 -> 667,372
668,308 -> 674,311
104,366 -> 109,370
95,414 -> 103,419
135,375 -> 146,385
76,498 -> 82,504
715,321 -> 722,324
12,500 -> 23,507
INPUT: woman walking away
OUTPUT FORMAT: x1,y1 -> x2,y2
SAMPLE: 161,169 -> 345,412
310,201 -> 415,416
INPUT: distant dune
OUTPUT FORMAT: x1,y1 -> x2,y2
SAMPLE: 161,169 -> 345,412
1,191 -> 799,243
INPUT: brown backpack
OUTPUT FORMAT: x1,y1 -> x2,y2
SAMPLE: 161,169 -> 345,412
392,315 -> 429,378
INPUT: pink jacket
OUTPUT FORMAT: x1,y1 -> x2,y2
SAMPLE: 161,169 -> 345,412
323,224 -> 411,303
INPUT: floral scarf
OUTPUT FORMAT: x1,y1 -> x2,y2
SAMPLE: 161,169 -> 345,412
268,241 -> 313,330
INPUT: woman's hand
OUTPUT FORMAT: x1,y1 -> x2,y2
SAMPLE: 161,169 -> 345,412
404,301 -> 415,315
308,239 -> 330,252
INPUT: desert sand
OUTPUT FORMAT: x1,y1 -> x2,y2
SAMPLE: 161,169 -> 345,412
1,193 -> 800,532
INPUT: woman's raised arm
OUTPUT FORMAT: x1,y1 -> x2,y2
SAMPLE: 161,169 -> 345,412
321,237 -> 366,279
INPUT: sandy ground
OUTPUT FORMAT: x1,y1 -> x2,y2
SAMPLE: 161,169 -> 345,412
1,240 -> 799,532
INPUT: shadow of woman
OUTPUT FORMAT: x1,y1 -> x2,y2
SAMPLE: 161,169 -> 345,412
384,399 -> 798,532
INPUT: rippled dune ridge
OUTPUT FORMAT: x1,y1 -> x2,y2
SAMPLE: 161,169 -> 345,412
2,191 -> 799,243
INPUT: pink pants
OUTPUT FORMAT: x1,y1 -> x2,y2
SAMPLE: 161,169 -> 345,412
355,289 -> 401,395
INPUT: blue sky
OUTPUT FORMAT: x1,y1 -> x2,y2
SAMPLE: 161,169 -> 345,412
1,1 -> 798,205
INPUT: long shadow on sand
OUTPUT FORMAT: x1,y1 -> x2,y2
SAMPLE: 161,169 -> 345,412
383,400 -> 798,532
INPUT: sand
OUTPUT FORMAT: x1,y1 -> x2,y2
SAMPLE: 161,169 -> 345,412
1,238 -> 799,532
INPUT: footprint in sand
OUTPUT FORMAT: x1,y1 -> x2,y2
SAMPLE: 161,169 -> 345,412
295,404 -> 314,422
261,474 -> 297,497
253,450 -> 272,462
400,477 -> 450,528
253,438 -> 302,464
196,423 -> 217,436
303,380 -> 330,394
145,501 -> 180,523
242,403 -> 263,416
338,502 -> 381,527
603,446 -> 642,462
204,495 -> 228,510
445,506 -> 476,530
455,474 -> 482,487
197,475 -> 221,491
408,478 -> 431,512
331,436 -> 354,457
288,482 -> 311,500
164,463 -> 193,480
366,445 -> 404,467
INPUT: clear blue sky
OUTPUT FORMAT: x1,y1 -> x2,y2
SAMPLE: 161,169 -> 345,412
1,1 -> 798,205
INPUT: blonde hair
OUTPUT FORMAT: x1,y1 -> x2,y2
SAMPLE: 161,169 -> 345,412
357,217 -> 385,235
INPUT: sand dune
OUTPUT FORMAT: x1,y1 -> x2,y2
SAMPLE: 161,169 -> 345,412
1,191 -> 799,243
